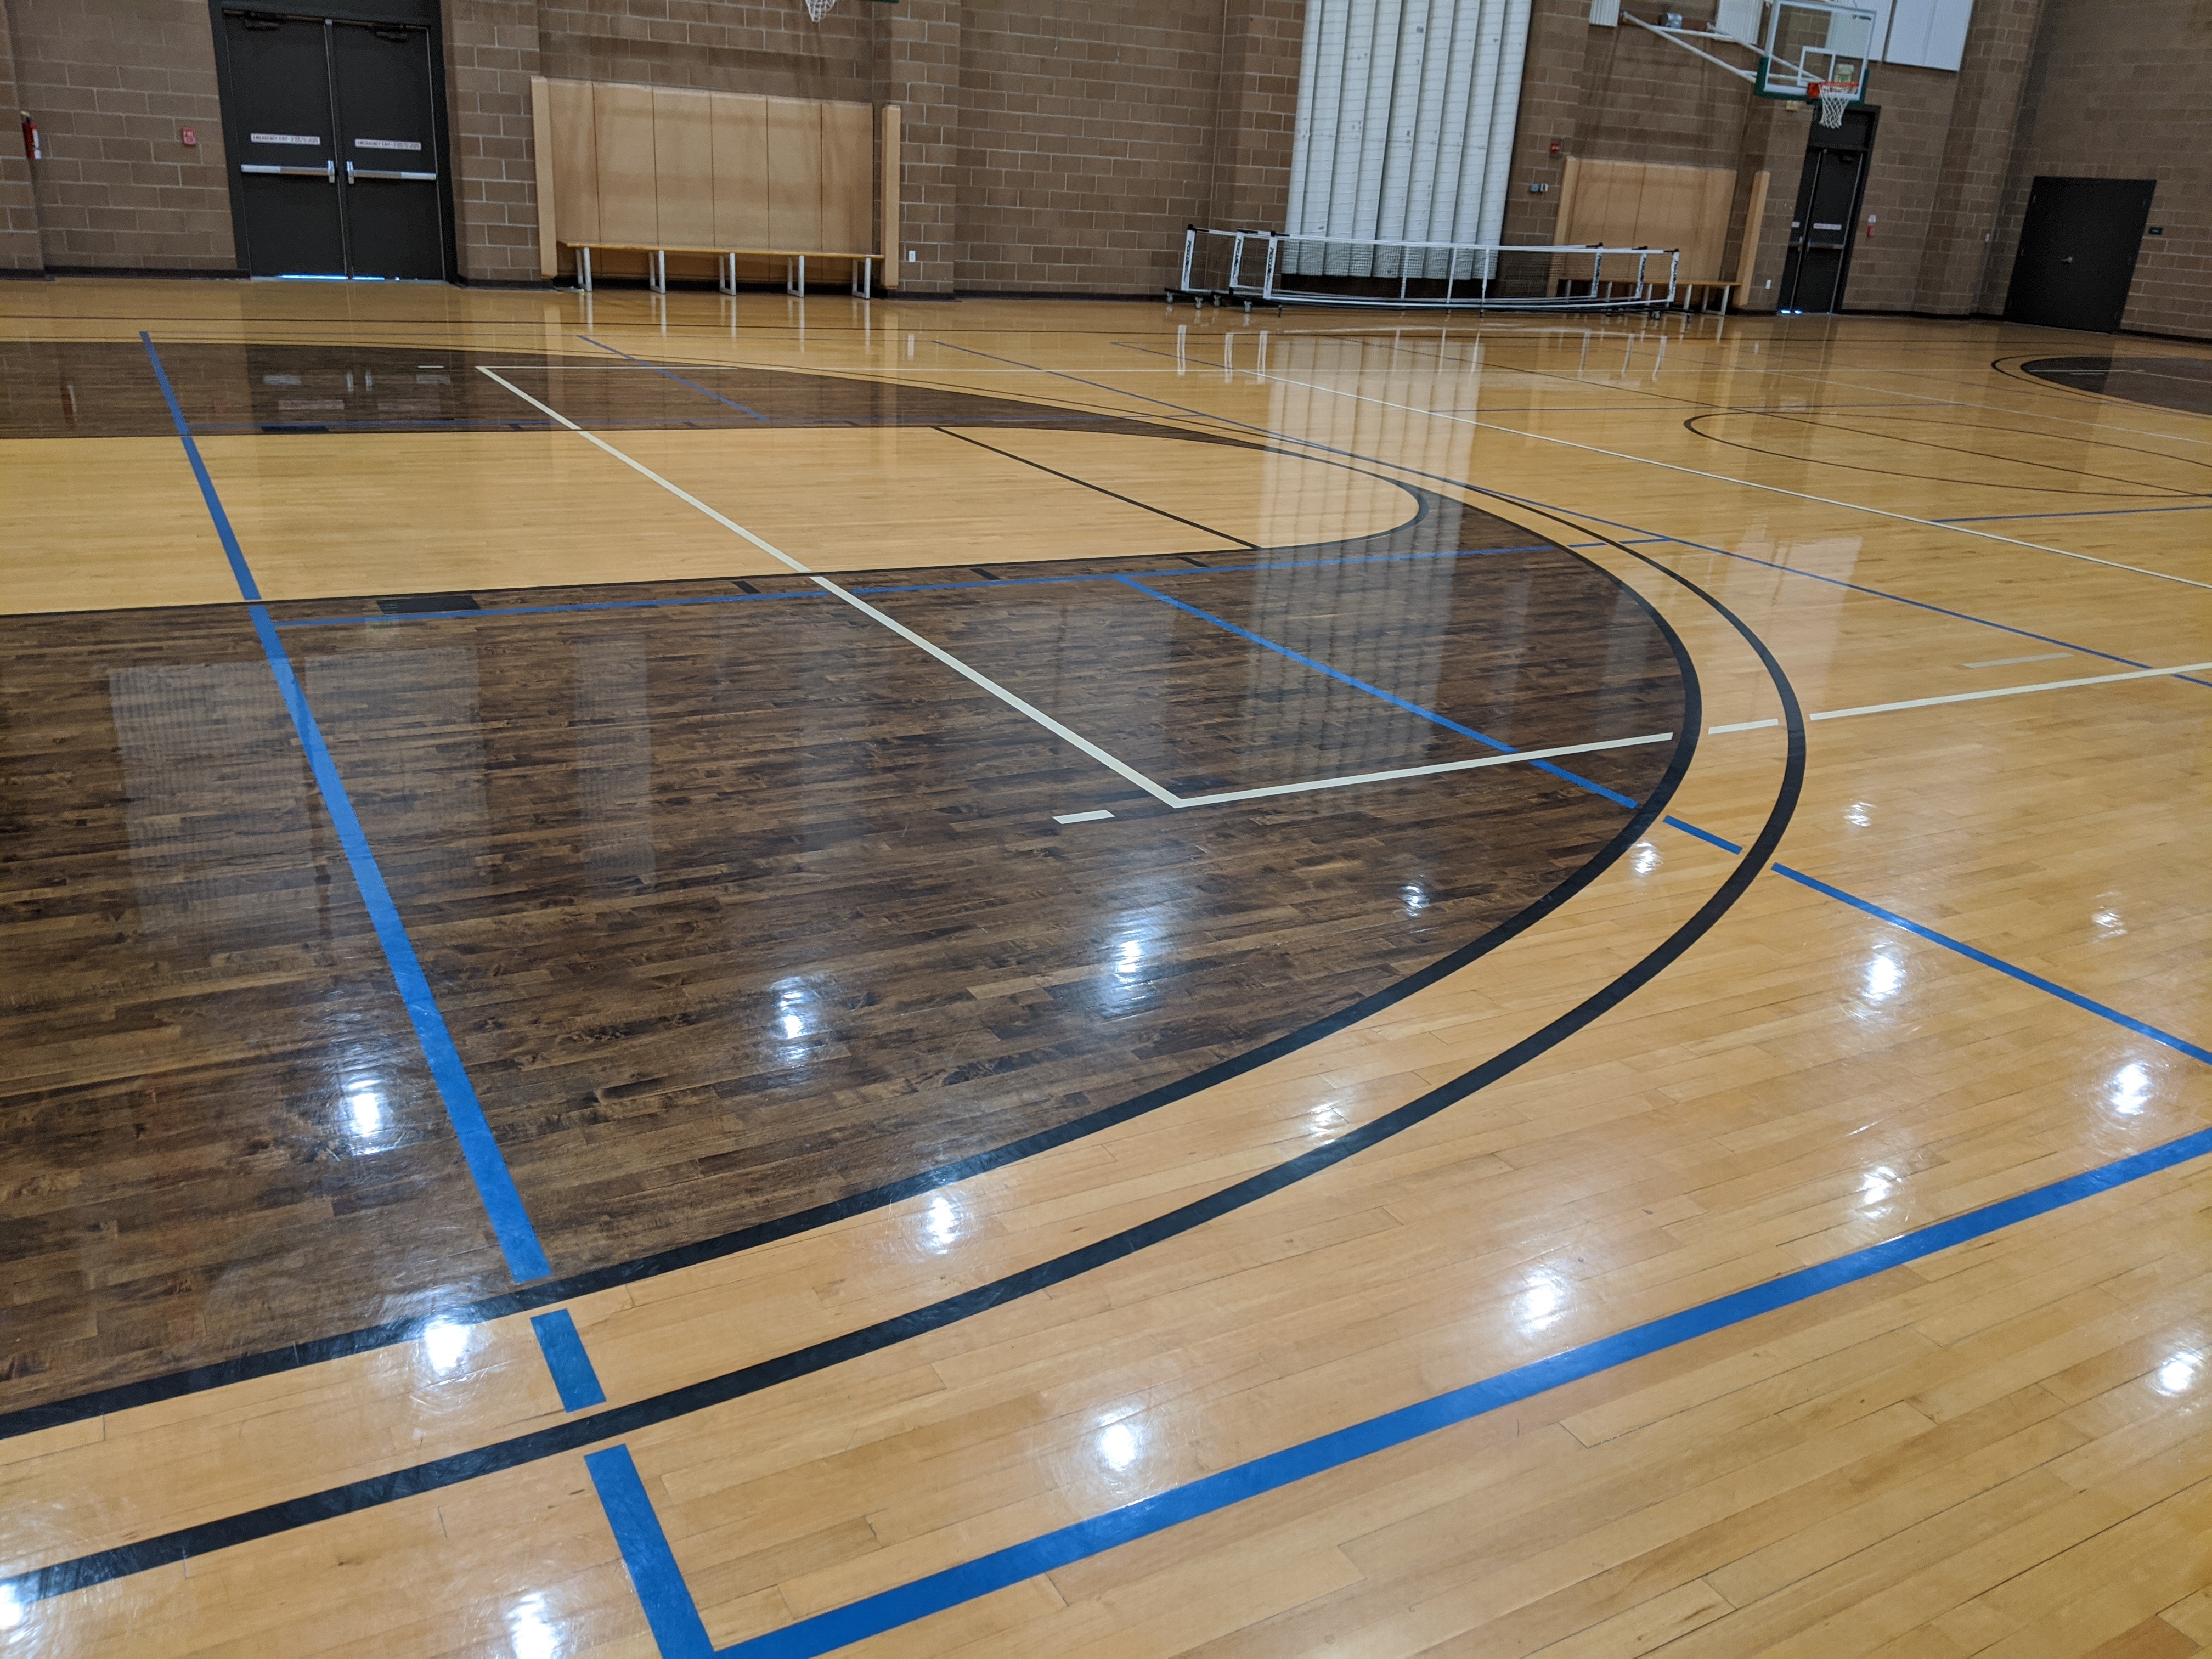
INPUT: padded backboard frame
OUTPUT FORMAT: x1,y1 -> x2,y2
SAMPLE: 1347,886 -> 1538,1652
1755,0 -> 1877,102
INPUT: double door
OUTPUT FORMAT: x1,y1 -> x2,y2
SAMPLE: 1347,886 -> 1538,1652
221,10 -> 447,279
1778,109 -> 1876,314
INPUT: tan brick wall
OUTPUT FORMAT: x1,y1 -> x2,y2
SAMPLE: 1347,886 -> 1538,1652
447,0 -> 544,282
1207,0 -> 1302,232
0,0 -> 47,269
5,0 -> 235,269
1983,0 -> 2210,338
953,0 -> 1223,293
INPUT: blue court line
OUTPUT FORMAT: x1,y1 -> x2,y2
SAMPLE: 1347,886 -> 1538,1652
1110,559 -> 2212,1076
142,332 -> 552,1285
594,1104 -> 2212,1658
268,545 -> 1571,630
531,1311 -> 608,1411
1111,574 -> 1639,808
934,341 -> 2212,692
579,336 -> 769,420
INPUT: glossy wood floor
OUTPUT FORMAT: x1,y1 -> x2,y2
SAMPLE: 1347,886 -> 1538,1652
1,279 -> 2209,1659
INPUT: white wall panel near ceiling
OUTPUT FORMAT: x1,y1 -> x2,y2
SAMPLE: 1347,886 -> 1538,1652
1283,0 -> 1533,278
1882,0 -> 1974,70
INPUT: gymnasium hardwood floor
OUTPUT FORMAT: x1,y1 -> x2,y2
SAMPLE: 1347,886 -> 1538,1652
1,279 -> 2208,1658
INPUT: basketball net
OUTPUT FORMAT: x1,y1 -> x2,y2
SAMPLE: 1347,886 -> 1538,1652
1810,80 -> 1856,127
803,0 -> 836,19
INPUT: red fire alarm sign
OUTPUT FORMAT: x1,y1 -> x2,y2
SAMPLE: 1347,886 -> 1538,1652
180,127 -> 197,146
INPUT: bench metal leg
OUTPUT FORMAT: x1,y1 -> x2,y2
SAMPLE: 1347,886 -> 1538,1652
851,257 -> 870,298
577,246 -> 592,292
648,250 -> 667,295
786,256 -> 806,297
719,252 -> 737,296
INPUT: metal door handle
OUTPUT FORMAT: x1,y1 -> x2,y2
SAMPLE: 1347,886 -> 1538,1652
349,166 -> 437,181
2062,256 -> 2075,263
241,161 -> 337,181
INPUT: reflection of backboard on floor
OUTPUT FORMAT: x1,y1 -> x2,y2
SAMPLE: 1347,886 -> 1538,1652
1756,0 -> 1876,125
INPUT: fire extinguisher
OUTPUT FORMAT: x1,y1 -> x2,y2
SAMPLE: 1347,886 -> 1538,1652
20,111 -> 40,163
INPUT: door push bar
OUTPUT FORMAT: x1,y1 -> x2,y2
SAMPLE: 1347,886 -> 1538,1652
242,160 -> 337,182
345,161 -> 436,182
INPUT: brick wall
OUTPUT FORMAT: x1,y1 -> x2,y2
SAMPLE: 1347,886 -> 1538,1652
1982,0 -> 2210,338
953,0 -> 1223,293
1206,0 -> 1302,232
447,0 -> 544,283
0,0 -> 45,269
5,0 -> 234,269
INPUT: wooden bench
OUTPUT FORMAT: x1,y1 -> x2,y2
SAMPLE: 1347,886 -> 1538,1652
566,244 -> 886,297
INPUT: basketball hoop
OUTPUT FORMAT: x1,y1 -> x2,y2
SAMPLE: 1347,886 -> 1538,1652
802,0 -> 836,19
1809,80 -> 1857,127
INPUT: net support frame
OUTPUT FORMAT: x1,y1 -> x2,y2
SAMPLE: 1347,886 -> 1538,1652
1172,228 -> 1682,313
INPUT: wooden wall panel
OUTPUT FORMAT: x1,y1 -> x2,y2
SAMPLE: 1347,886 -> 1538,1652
1561,159 -> 1739,283
653,89 -> 715,249
1735,170 -> 1771,296
712,93 -> 770,249
765,98 -> 822,252
546,77 -> 601,253
880,104 -> 900,285
594,82 -> 658,246
820,100 -> 873,257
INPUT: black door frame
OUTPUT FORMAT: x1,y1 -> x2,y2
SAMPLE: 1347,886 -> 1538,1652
1779,105 -> 1880,314
208,0 -> 458,282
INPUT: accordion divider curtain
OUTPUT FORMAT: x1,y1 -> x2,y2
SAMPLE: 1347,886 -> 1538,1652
1282,0 -> 1534,280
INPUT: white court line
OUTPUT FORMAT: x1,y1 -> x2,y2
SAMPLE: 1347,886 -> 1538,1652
481,366 -> 1182,807
1120,352 -> 2212,594
1810,659 -> 2212,722
483,366 -> 1679,814
1963,652 -> 2072,669
1705,657 -> 2212,733
1054,810 -> 1116,824
1174,733 -> 1673,808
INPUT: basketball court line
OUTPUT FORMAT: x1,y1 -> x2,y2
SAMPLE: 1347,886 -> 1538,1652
923,340 -> 2212,689
142,332 -> 554,1288
478,365 -> 1668,812
1695,657 -> 2212,730
588,1099 -> 2212,1659
1100,340 -> 2212,592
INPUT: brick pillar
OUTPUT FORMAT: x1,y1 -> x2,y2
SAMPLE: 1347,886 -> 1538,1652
1500,0 -> 1588,246
1912,0 -> 2041,313
1732,95 -> 1810,311
444,0 -> 544,284
875,0 -> 957,295
0,0 -> 45,269
1207,0 -> 1304,232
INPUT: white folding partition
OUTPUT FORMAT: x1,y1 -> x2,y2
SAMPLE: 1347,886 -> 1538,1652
1283,0 -> 1533,279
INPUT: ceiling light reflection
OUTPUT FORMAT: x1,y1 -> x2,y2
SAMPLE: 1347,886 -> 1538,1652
2154,1352 -> 2202,1397
422,1318 -> 470,1373
1098,1420 -> 1140,1472
507,1594 -> 559,1659
2109,1062 -> 2152,1116
1630,842 -> 1661,877
1863,955 -> 1904,1002
347,1087 -> 383,1138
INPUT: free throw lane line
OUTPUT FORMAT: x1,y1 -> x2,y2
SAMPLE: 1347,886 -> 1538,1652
1706,657 -> 2212,731
478,366 -> 1183,808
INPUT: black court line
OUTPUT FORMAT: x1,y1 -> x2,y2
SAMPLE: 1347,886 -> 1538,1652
933,425 -> 1259,549
0,531 -> 1688,1442
9,515 -> 1782,1608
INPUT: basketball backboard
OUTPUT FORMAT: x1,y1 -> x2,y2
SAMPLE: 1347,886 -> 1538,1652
1755,1 -> 1878,105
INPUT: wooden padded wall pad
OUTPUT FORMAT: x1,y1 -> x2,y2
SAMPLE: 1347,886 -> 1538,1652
547,78 -> 601,252
529,77 -> 878,258
592,83 -> 659,246
1559,158 -> 1738,281
765,98 -> 824,253
713,94 -> 770,249
821,103 -> 873,260
652,89 -> 715,249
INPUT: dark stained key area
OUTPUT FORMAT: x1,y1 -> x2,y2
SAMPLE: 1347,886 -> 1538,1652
2018,356 -> 2212,417
3,502 -> 1685,1419
0,341 -> 1178,438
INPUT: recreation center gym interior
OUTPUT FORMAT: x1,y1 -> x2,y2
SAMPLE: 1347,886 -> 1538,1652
1,0 -> 2208,1652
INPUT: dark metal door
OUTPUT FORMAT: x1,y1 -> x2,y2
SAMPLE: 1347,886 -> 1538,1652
2004,177 -> 2157,334
223,12 -> 345,276
330,20 -> 445,279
